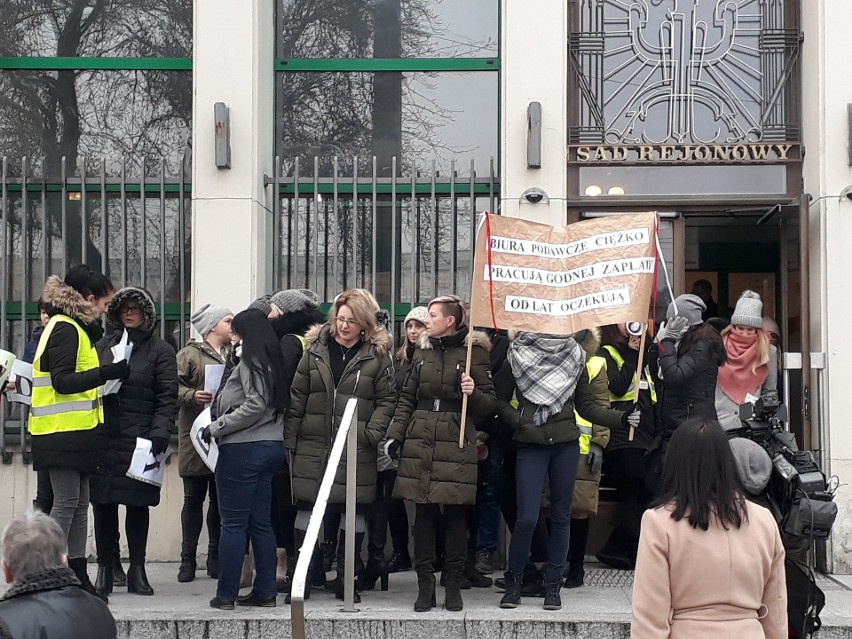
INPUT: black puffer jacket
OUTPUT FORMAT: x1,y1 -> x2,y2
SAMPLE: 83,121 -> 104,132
31,276 -> 109,474
658,324 -> 726,438
0,567 -> 116,639
92,287 -> 178,507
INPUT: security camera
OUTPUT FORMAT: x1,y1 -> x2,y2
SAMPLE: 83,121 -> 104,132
842,185 -> 852,200
521,187 -> 549,204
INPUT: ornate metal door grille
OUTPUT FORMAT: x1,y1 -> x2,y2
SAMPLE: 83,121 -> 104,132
569,0 -> 801,147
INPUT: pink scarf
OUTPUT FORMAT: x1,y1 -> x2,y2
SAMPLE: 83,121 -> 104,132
718,331 -> 769,404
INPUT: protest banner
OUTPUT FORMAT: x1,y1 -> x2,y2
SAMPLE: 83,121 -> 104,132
469,211 -> 658,334
126,437 -> 168,487
190,407 -> 218,471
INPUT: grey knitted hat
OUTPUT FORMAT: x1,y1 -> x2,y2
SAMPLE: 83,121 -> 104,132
729,437 -> 772,496
404,306 -> 429,327
248,294 -> 273,316
666,293 -> 706,326
270,289 -> 320,314
731,290 -> 763,329
190,303 -> 232,337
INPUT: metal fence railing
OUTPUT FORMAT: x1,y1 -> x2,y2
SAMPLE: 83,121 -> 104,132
0,156 -> 191,461
272,157 -> 499,320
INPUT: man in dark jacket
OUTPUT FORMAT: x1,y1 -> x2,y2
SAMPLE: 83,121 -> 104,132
0,511 -> 116,639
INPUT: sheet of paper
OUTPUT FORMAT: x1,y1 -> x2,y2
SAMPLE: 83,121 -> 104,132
204,364 -> 226,399
189,406 -> 218,471
125,437 -> 168,487
103,330 -> 133,396
6,360 -> 33,405
0,350 -> 16,391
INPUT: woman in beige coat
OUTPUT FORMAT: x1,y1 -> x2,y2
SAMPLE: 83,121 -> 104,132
631,418 -> 786,638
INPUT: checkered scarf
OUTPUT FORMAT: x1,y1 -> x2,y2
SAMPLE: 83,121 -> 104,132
507,332 -> 585,426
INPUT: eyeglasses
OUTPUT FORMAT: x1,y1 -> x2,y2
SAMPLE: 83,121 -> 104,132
120,306 -> 143,315
335,316 -> 361,327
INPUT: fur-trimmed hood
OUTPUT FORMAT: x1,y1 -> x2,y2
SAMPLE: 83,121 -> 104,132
418,325 -> 492,352
304,322 -> 392,359
41,275 -> 99,325
105,286 -> 157,332
507,327 -> 600,357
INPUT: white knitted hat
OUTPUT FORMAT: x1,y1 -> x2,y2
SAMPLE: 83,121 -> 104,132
731,290 -> 763,329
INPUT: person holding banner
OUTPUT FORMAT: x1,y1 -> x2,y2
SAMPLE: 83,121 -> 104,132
657,294 -> 727,443
495,329 -> 634,611
385,295 -> 498,613
284,288 -> 397,605
203,309 -> 288,610
91,287 -> 178,597
594,323 -> 661,572
30,265 -> 127,602
175,303 -> 233,583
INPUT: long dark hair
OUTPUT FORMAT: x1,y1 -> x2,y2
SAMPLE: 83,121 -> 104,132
679,323 -> 727,366
652,418 -> 748,530
599,324 -> 627,348
231,309 -> 288,416
64,264 -> 113,298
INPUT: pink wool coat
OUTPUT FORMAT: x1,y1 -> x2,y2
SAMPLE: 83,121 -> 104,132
631,501 -> 787,638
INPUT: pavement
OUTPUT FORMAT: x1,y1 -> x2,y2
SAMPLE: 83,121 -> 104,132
5,562 -> 852,637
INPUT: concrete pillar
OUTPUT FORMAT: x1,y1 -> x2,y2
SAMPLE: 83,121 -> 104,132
802,0 -> 852,574
500,0 -> 567,225
191,0 -> 275,314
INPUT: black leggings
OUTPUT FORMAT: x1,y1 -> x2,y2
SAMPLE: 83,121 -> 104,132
181,475 -> 220,553
368,469 -> 409,557
272,471 -> 297,557
93,503 -> 149,564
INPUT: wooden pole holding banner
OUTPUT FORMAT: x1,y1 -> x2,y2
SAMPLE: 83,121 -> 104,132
459,327 -> 475,448
628,323 -> 649,442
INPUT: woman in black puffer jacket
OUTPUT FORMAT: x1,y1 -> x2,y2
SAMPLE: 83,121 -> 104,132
92,287 -> 178,597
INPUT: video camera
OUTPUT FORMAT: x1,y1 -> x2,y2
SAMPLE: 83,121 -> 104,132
737,393 -> 837,541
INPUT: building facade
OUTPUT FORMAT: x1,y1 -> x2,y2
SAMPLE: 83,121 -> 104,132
2,0 -> 852,573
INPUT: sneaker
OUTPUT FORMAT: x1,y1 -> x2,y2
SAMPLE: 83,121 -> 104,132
499,572 -> 521,609
543,581 -> 562,610
237,593 -> 277,607
475,549 -> 495,575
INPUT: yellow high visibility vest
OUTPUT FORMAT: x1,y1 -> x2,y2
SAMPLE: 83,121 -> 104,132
30,315 -> 103,436
575,356 -> 606,455
602,345 -> 657,404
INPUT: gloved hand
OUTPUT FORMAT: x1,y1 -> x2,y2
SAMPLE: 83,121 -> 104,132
200,425 -> 212,445
621,405 -> 641,429
384,439 -> 403,460
497,402 -> 520,431
100,360 -> 130,382
656,316 -> 689,343
587,443 -> 604,475
150,437 -> 169,456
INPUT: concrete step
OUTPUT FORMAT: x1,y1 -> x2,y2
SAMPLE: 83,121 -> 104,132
7,563 -> 852,638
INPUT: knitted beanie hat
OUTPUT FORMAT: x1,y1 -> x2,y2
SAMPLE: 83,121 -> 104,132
270,289 -> 320,314
247,294 -> 273,316
729,437 -> 772,496
190,303 -> 233,337
666,293 -> 706,326
404,306 -> 429,327
731,290 -> 763,329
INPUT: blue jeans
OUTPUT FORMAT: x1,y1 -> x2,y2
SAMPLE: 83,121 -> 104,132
477,439 -> 503,552
507,443 -> 579,582
215,440 -> 285,601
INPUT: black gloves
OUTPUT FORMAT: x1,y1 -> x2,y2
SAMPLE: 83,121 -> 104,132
587,443 -> 604,475
150,437 -> 169,456
384,439 -> 403,460
497,402 -> 520,431
200,426 -> 212,445
100,361 -> 130,382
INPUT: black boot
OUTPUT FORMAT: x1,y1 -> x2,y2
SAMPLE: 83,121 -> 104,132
127,563 -> 154,596
177,543 -> 196,583
543,579 -> 562,610
388,549 -> 412,573
358,550 -> 389,591
564,518 -> 589,589
321,538 -> 337,573
206,545 -> 219,579
277,555 -> 296,594
332,531 -> 364,603
285,529 -> 315,604
69,557 -> 107,604
464,549 -> 493,588
112,554 -> 126,588
499,571 -> 521,608
443,539 -> 465,611
94,563 -> 113,597
414,571 -> 437,612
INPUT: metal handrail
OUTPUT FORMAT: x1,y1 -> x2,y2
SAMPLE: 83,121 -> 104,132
291,397 -> 358,639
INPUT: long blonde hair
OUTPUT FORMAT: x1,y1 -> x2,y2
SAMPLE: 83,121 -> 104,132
721,324 -> 770,372
328,289 -> 380,342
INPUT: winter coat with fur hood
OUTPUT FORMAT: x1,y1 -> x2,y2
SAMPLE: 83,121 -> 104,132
30,276 -> 110,473
387,326 -> 498,506
284,323 -> 396,504
92,287 -> 178,507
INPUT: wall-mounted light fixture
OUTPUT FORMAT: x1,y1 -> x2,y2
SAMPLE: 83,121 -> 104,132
214,102 -> 231,169
527,102 -> 542,169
